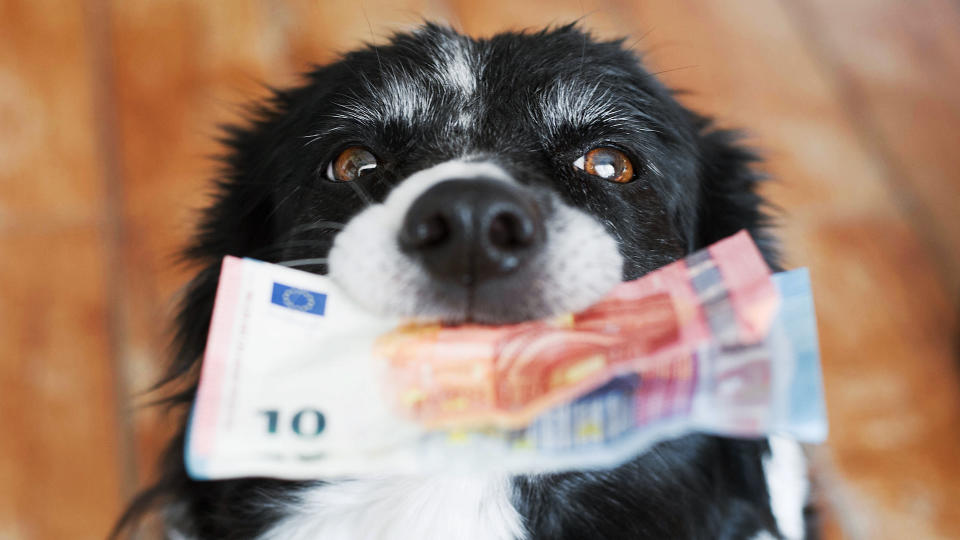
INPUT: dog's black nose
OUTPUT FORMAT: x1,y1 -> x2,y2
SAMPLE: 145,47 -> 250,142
399,178 -> 544,285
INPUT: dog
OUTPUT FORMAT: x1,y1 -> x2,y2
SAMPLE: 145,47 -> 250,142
115,23 -> 813,540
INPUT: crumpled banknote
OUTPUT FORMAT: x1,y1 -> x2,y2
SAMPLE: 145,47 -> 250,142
186,231 -> 826,480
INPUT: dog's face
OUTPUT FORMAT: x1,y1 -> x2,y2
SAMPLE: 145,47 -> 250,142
120,24 -> 779,539
197,24 -> 767,328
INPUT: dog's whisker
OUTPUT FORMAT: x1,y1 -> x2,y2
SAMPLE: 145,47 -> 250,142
227,182 -> 332,197
360,2 -> 384,77
575,7 -> 589,78
250,220 -> 343,260
248,237 -> 337,260
302,125 -> 354,148
283,220 -> 346,237
348,180 -> 375,207
261,186 -> 302,224
277,258 -> 329,268
302,133 -> 323,148
647,65 -> 698,78
374,173 -> 398,190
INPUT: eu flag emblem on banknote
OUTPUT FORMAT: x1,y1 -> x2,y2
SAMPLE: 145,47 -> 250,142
271,283 -> 327,316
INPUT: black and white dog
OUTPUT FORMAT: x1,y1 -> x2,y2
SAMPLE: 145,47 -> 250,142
117,24 -> 813,540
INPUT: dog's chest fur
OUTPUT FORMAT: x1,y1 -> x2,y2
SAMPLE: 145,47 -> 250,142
259,475 -> 523,540
253,437 -> 805,540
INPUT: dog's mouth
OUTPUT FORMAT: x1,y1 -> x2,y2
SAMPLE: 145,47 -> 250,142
325,161 -> 625,326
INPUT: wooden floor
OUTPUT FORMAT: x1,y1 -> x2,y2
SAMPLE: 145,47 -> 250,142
2,1 -> 959,538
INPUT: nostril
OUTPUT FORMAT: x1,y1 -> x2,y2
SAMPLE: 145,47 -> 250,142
488,210 -> 534,249
410,213 -> 449,248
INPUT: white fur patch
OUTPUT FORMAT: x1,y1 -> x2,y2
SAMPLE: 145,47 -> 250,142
328,160 -> 509,317
431,35 -> 477,96
539,80 -> 629,135
259,475 -> 525,540
328,159 -> 623,322
527,200 -> 623,315
435,38 -> 479,129
763,436 -> 808,540
328,32 -> 478,133
370,68 -> 430,126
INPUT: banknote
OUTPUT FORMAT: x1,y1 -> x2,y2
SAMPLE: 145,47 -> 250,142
186,232 -> 826,480
374,231 -> 779,430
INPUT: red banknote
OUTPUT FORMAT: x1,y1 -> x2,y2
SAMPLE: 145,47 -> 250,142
375,230 -> 779,429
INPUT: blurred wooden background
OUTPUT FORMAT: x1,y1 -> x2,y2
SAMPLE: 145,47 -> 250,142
2,0 -> 959,538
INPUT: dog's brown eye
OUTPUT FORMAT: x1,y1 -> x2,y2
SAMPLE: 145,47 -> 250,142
327,146 -> 378,182
573,148 -> 634,183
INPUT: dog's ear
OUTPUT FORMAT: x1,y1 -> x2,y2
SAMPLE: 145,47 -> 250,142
692,114 -> 779,269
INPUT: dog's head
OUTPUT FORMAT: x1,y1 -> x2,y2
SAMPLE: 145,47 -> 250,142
184,23 -> 772,339
113,24 -> 778,538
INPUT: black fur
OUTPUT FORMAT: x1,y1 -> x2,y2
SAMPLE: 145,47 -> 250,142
114,24 -> 791,539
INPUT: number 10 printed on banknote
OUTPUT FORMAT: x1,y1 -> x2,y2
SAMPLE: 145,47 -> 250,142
186,231 -> 827,480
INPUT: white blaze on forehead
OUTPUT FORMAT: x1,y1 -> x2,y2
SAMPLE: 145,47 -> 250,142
337,33 -> 478,129
423,32 -> 479,129
433,35 -> 477,95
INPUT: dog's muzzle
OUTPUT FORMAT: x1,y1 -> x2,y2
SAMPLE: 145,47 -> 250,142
328,159 -> 622,323
398,178 -> 545,287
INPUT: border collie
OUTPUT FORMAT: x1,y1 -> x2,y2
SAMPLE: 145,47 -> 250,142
115,23 -> 813,540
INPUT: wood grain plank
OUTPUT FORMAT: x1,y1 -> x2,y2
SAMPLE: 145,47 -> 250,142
0,230 -> 125,540
0,1 -> 105,228
787,0 -> 960,296
0,1 -> 126,538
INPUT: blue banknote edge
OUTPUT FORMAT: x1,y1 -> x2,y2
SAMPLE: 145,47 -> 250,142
773,268 -> 828,442
185,405 -> 208,480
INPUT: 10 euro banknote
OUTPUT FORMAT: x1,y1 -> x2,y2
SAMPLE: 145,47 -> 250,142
186,231 -> 826,480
